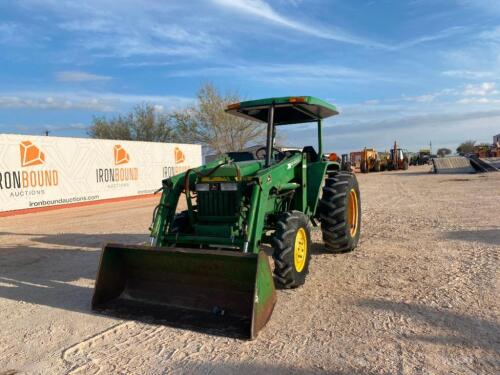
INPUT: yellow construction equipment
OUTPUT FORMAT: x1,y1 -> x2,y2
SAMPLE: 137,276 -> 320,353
360,148 -> 381,173
388,141 -> 409,170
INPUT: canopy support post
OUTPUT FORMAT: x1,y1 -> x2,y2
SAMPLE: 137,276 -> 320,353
317,119 -> 323,158
265,103 -> 275,167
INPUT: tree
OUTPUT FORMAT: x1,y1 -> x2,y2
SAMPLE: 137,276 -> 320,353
456,140 -> 476,154
437,148 -> 452,157
168,83 -> 265,154
88,103 -> 175,142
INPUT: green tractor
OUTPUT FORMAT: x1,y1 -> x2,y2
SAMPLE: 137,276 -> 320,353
92,96 -> 362,339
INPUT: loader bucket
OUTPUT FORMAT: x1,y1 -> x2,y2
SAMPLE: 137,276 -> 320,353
92,243 -> 277,339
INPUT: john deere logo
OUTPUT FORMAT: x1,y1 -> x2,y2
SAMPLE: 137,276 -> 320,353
20,141 -> 45,167
114,145 -> 129,165
174,147 -> 185,164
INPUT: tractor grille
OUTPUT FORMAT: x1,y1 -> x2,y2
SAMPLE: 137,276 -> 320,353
197,191 -> 240,220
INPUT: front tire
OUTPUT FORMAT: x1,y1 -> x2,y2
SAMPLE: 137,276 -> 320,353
318,171 -> 361,252
272,211 -> 312,288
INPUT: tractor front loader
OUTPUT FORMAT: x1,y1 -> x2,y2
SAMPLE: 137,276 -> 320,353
92,96 -> 362,339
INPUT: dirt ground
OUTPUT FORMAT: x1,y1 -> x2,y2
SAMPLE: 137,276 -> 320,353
1,166 -> 499,375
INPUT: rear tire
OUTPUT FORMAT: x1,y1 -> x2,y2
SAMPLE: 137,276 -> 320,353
403,160 -> 409,170
374,159 -> 381,172
318,171 -> 361,252
272,211 -> 312,288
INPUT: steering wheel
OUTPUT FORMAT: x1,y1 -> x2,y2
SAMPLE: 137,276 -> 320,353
255,146 -> 286,161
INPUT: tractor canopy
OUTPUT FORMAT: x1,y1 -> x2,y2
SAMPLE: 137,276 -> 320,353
226,96 -> 338,125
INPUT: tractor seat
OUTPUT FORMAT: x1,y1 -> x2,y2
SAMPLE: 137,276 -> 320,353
226,151 -> 256,162
302,146 -> 319,162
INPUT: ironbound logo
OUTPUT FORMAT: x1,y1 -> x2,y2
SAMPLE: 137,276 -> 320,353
96,145 -> 138,183
20,140 -> 45,167
174,147 -> 185,164
163,146 -> 189,178
114,144 -> 129,165
0,141 -> 59,192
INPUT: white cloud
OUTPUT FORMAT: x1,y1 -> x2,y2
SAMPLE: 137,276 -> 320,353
0,91 -> 193,112
16,0 -> 224,60
0,22 -> 17,43
442,70 -> 495,79
394,26 -> 467,49
0,122 -> 89,135
457,1 -> 500,15
0,22 -> 30,45
480,26 -> 500,41
213,0 -> 467,50
401,82 -> 500,104
58,18 -> 113,33
458,97 -> 500,105
414,94 -> 438,103
0,95 -> 114,111
462,82 -> 498,96
167,63 -> 388,85
284,102 -> 500,154
56,71 -> 112,82
402,90 -> 449,103
211,0 -> 384,48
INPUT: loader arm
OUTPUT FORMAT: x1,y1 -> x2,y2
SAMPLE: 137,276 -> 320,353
150,157 -> 227,246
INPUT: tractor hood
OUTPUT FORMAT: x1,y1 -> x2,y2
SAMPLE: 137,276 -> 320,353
204,160 -> 264,180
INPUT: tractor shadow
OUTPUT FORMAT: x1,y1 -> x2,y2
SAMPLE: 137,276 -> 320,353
164,360 -> 381,375
310,242 -> 350,255
0,232 -> 148,314
444,228 -> 500,246
357,298 -> 500,351
0,233 -> 263,339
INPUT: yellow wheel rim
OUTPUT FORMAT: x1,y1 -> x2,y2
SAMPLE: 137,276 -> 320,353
294,227 -> 307,272
348,189 -> 359,237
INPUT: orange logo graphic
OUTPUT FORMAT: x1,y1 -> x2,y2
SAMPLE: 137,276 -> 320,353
174,147 -> 185,164
20,141 -> 45,167
114,145 -> 129,165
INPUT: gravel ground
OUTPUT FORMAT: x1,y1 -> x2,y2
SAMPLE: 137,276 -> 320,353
0,166 -> 499,375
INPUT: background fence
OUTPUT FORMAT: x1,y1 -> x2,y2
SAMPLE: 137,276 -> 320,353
0,134 -> 202,212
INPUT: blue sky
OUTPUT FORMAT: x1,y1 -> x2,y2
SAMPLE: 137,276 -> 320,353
0,0 -> 499,153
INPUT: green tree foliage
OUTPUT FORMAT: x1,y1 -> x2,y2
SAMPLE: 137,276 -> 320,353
88,103 -> 175,142
168,83 -> 265,154
456,140 -> 476,154
88,84 -> 265,152
437,148 -> 452,157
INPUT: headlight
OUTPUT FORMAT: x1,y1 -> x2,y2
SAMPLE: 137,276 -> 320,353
220,182 -> 238,191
